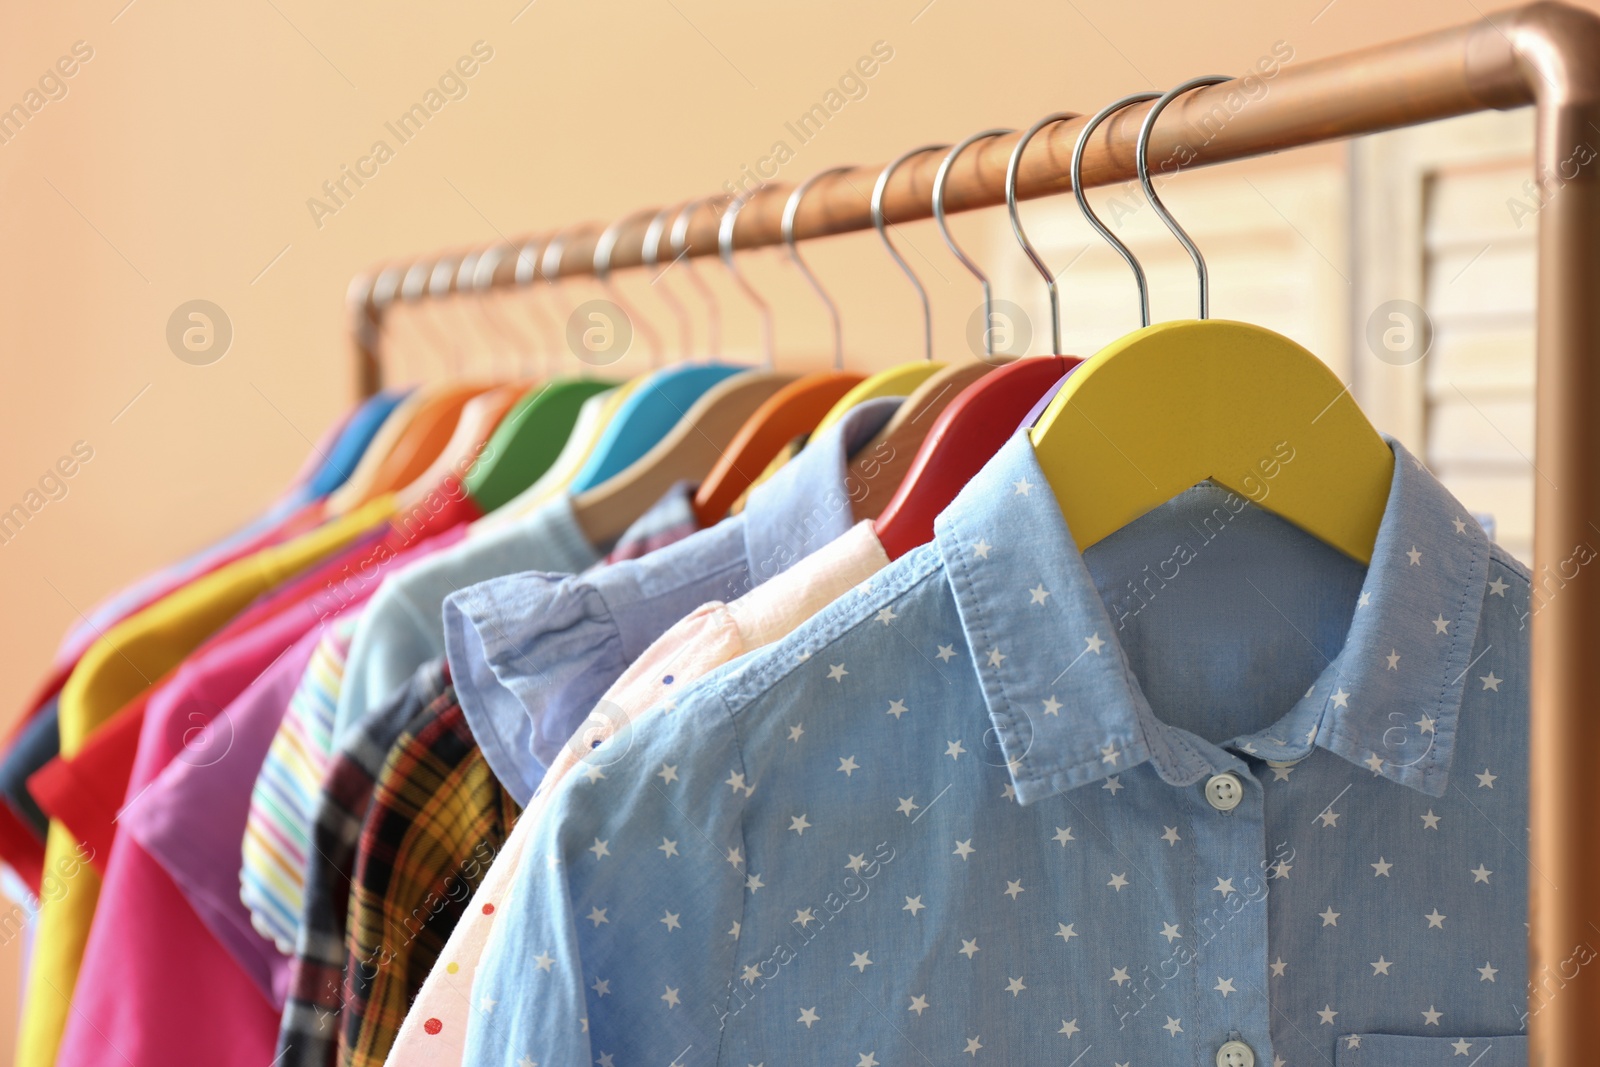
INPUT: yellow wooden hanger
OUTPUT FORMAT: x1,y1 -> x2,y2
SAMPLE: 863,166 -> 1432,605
1030,80 -> 1392,564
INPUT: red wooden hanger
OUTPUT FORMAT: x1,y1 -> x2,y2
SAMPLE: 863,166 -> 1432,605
875,356 -> 1074,558
874,130 -> 1084,559
691,168 -> 862,526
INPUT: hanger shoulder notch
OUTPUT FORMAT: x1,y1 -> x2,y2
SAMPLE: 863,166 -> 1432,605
1031,320 -> 1393,564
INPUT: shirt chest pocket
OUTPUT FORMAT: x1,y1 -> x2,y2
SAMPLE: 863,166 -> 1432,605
1334,1032 -> 1526,1065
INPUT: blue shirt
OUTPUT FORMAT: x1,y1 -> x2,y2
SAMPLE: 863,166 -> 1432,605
334,483 -> 706,741
443,397 -> 901,806
332,494 -> 602,741
466,433 -> 1530,1067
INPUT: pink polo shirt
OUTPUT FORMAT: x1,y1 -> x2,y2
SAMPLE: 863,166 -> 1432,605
383,520 -> 889,1067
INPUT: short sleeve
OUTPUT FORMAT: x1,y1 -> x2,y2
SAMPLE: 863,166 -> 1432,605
464,686 -> 750,1067
443,574 -> 627,806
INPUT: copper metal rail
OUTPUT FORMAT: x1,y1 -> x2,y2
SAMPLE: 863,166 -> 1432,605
350,4 -> 1600,1059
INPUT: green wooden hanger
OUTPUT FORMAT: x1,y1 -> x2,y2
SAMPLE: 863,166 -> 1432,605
464,377 -> 619,511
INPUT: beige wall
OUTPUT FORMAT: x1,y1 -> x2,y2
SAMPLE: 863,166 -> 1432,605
0,0 -> 1586,1058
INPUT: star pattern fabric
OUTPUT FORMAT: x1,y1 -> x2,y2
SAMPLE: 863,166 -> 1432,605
463,434 -> 1530,1067
384,520 -> 890,1067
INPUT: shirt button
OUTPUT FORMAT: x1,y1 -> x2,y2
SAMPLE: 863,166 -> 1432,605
1216,1038 -> 1255,1067
1204,773 -> 1244,812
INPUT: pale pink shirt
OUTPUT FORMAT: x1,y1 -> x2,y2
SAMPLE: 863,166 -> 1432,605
382,521 -> 889,1066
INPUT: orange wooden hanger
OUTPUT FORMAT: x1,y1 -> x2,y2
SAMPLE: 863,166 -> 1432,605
692,169 -> 865,527
347,380 -> 487,506
395,381 -> 528,509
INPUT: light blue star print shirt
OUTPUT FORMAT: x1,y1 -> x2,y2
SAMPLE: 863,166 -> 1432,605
465,433 -> 1531,1067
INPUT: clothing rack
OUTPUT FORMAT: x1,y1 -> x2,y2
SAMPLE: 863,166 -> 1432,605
348,4 -> 1600,1059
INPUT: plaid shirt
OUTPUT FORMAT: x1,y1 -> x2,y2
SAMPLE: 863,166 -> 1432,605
275,658 -> 453,1067
338,692 -> 517,1067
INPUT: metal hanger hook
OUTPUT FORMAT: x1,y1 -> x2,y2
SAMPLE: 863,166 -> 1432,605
670,199 -> 721,360
437,251 -> 492,378
643,206 -> 694,360
594,209 -> 654,284
510,235 -> 561,377
783,166 -> 853,370
1006,113 -> 1080,355
1073,92 -> 1163,329
873,144 -> 949,362
466,243 -> 532,378
540,227 -> 580,285
719,192 -> 774,369
369,265 -> 407,382
400,255 -> 460,376
936,129 -> 1012,360
513,236 -> 542,286
1137,76 -> 1232,320
541,227 -> 591,374
593,211 -> 664,366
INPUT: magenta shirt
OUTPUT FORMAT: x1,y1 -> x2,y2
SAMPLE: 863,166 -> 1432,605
56,528 -> 464,1067
128,624 -> 320,1003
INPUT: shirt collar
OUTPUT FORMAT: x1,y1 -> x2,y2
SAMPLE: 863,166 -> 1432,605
934,432 -> 1490,804
741,397 -> 899,587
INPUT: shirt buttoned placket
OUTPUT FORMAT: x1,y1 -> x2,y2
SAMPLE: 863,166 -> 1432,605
1181,749 -> 1274,1067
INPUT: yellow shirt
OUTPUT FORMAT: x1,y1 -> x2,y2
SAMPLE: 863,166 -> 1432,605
16,495 -> 395,1067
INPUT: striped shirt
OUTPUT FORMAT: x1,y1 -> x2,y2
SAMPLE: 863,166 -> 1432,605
241,616 -> 356,953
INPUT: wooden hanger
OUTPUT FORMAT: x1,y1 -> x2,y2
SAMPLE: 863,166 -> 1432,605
574,197 -> 804,542
811,144 -> 956,436
847,359 -> 999,520
871,130 -> 1087,556
571,369 -> 796,546
1033,324 -> 1391,562
324,385 -> 432,512
431,233 -> 624,513
692,373 -> 861,526
483,201 -> 712,533
808,362 -> 945,435
329,256 -> 502,513
395,382 -> 526,510
485,379 -> 641,529
1031,82 -> 1393,564
567,207 -> 768,495
691,170 -> 868,527
463,379 -> 618,512
330,380 -> 489,512
877,357 -> 1073,557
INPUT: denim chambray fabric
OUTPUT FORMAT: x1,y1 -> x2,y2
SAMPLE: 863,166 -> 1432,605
443,397 -> 901,806
464,433 -> 1531,1067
